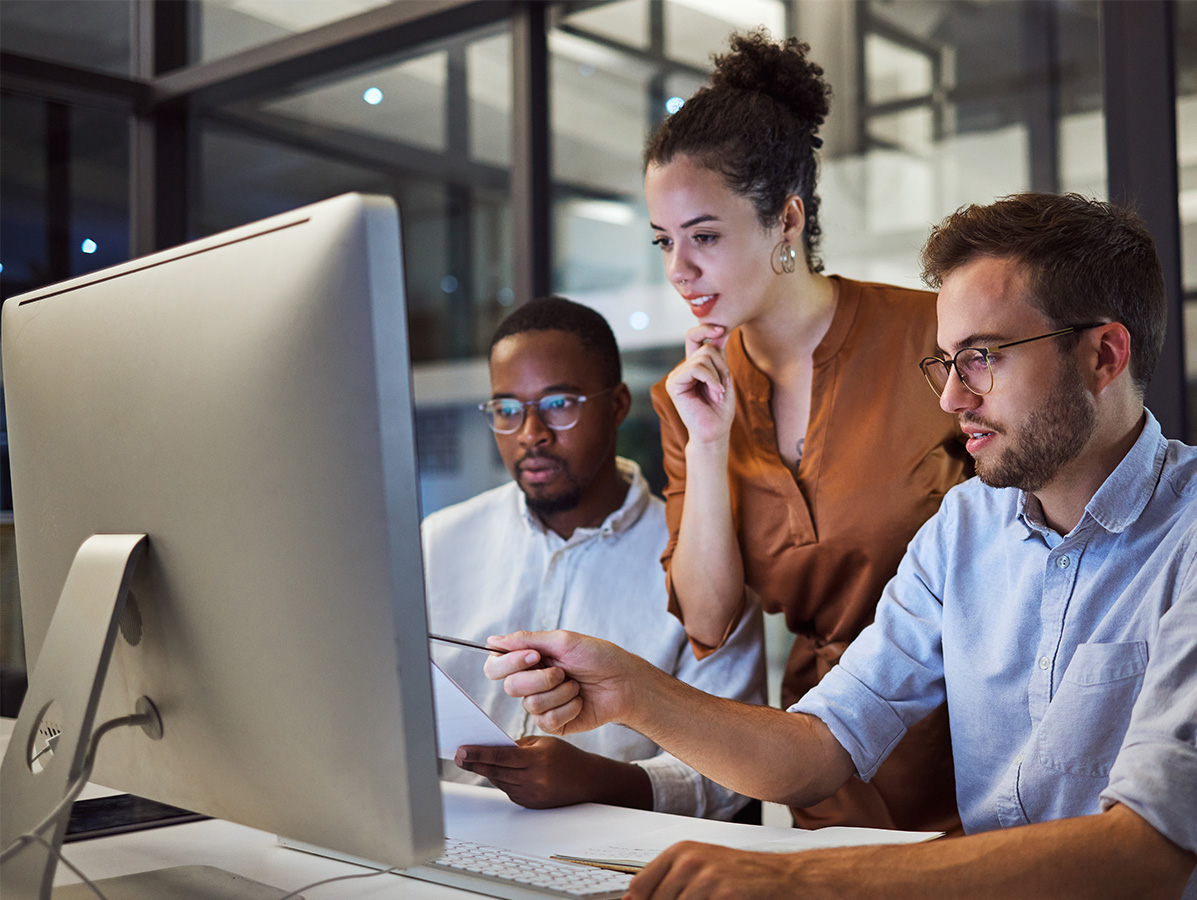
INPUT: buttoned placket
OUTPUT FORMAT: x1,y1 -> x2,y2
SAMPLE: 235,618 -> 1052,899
1031,530 -> 1087,721
997,514 -> 1088,828
516,529 -> 582,738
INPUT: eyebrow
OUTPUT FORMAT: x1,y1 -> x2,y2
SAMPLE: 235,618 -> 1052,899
650,214 -> 720,231
938,332 -> 1010,356
492,382 -> 584,399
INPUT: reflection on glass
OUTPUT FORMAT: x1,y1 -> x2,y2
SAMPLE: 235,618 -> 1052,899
865,34 -> 933,106
259,51 -> 449,153
557,0 -> 651,52
665,0 -> 786,69
0,0 -> 129,75
196,0 -> 393,64
469,33 -> 512,166
0,98 -> 129,299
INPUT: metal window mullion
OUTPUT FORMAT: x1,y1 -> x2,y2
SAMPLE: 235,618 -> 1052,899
511,2 -> 551,304
1103,0 -> 1187,440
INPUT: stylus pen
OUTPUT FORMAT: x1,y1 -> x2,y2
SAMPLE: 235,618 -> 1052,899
428,633 -> 503,653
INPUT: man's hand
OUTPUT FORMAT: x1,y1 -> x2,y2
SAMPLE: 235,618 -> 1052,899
628,842 -> 804,900
625,804 -> 1197,900
454,736 -> 653,810
482,630 -> 647,735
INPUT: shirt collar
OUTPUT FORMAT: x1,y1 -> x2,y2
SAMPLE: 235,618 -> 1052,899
1016,410 -> 1165,539
517,457 -> 650,540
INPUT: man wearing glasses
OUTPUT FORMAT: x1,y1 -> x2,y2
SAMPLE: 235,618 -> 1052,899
485,195 -> 1197,898
422,295 -> 764,820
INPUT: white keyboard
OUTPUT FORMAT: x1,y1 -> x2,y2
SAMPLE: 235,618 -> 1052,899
402,837 -> 634,900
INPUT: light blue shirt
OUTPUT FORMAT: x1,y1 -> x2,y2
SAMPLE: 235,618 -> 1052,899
795,412 -> 1197,893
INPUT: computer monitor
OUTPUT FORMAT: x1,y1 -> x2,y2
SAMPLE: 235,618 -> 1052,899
0,193 -> 442,898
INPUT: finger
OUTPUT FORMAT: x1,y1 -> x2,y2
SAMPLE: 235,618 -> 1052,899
630,843 -> 712,900
669,354 -> 726,398
517,677 -> 580,715
455,757 -> 527,783
483,648 -> 544,680
626,848 -> 676,900
455,744 -> 530,770
528,696 -> 583,736
684,324 -> 726,356
501,666 -> 567,699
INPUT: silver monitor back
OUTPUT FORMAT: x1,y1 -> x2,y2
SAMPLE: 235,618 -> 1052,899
2,193 -> 442,873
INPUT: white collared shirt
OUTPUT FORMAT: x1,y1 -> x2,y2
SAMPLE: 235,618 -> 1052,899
423,457 -> 765,819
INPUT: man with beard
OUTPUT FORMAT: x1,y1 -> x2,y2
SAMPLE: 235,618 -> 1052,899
422,295 -> 764,819
482,195 -> 1197,899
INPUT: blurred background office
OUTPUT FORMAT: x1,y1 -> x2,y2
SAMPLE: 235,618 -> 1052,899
1,0 -> 1194,712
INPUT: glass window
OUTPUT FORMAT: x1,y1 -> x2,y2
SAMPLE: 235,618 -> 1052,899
194,22 -> 513,361
257,51 -> 450,154
555,0 -> 651,52
0,97 -> 129,300
195,0 -> 394,64
820,0 -> 1105,289
665,0 -> 786,69
0,0 -> 129,75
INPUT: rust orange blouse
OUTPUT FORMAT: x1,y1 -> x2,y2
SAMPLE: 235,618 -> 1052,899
651,276 -> 971,831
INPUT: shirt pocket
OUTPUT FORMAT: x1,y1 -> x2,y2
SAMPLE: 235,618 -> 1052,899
1036,641 -> 1148,778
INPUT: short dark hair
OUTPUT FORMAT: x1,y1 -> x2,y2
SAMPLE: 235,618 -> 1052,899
644,29 -> 831,272
921,192 -> 1166,392
489,296 -> 622,387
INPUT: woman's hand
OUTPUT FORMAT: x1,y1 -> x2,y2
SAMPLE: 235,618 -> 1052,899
665,324 -> 735,446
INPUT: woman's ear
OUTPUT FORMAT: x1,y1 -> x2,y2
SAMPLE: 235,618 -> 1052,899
780,195 -> 806,243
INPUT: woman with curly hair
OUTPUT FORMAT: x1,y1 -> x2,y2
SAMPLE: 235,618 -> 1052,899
646,29 -> 969,833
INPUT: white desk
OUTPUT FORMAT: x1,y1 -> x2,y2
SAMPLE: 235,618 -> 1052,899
51,782 -> 703,898
0,715 -> 772,899
3,719 -> 935,898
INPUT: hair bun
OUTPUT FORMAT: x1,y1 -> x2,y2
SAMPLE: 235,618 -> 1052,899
710,29 -> 830,134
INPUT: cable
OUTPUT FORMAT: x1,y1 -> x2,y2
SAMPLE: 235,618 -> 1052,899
275,865 -> 405,900
1,712 -> 146,864
5,706 -> 404,900
11,833 -> 112,900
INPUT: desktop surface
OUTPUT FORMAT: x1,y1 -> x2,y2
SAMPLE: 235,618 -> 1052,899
49,781 -> 677,898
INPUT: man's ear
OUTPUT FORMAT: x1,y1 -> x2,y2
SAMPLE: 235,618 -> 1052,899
1086,322 -> 1132,395
611,382 -> 633,428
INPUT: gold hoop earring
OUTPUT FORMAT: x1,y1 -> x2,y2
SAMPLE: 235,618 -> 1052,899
771,241 -> 797,275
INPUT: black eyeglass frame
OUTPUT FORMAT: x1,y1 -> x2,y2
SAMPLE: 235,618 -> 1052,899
479,386 -> 618,434
919,322 -> 1108,397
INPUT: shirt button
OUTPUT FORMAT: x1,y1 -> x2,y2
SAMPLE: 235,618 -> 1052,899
1056,556 -> 1070,569
1039,656 -> 1050,670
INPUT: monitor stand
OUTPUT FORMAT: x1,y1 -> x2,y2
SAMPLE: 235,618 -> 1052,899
0,535 -> 298,900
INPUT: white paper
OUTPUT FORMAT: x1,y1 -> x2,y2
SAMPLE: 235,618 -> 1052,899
430,660 -> 517,759
555,820 -> 942,870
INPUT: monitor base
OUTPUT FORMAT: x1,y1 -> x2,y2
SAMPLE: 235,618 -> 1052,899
53,865 -> 301,899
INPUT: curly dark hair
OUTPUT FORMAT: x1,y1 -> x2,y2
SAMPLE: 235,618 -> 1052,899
921,193 -> 1166,393
489,295 -> 622,387
644,29 -> 832,272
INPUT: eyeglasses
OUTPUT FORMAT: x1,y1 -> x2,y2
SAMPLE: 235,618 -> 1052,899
479,387 -> 616,434
919,323 -> 1106,397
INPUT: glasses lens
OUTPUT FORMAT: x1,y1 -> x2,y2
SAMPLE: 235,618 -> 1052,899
484,399 -> 525,433
537,394 -> 582,429
956,349 -> 993,395
920,358 -> 950,396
